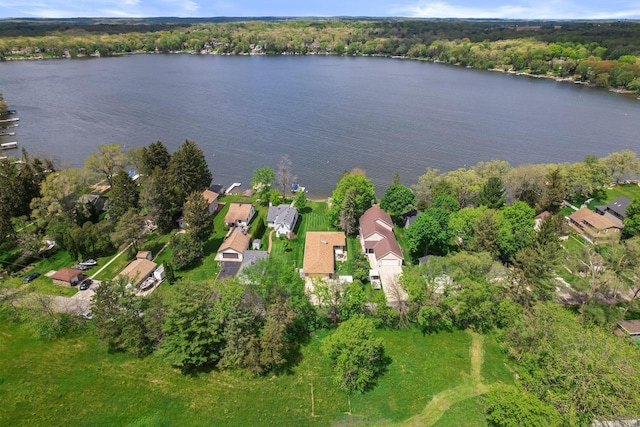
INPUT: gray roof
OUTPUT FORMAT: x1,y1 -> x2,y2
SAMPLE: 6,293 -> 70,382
267,204 -> 298,228
240,250 -> 269,274
595,196 -> 632,218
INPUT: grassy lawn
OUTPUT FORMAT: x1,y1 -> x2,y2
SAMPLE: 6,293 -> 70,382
93,249 -> 133,282
586,183 -> 640,209
0,314 -> 513,426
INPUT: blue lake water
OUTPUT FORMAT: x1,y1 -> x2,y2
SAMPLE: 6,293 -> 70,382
1,54 -> 639,197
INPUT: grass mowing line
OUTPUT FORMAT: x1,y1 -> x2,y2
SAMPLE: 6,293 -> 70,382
398,332 -> 488,427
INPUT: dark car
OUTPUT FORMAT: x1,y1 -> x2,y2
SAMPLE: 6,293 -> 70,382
79,278 -> 92,290
23,272 -> 40,283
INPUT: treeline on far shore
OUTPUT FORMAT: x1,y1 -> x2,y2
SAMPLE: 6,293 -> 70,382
1,19 -> 640,93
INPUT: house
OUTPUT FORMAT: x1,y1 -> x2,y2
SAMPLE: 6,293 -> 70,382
136,251 -> 153,261
239,250 -> 269,274
568,207 -> 622,240
215,228 -> 251,262
115,259 -> 157,288
224,202 -> 255,227
618,320 -> 640,337
302,231 -> 346,279
178,190 -> 219,229
534,211 -> 551,231
402,209 -> 421,229
51,268 -> 84,286
267,204 -> 299,238
359,206 -> 404,267
202,189 -> 220,215
594,196 -> 632,228
208,184 -> 225,195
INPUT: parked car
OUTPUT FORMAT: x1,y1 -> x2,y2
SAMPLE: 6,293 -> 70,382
79,279 -> 92,290
72,264 -> 88,271
77,311 -> 93,320
23,272 -> 40,283
79,259 -> 97,267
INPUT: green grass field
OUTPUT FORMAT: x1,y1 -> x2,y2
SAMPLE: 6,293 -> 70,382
0,315 -> 514,426
586,183 -> 640,209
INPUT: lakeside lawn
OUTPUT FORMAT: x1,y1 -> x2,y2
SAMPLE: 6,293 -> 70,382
586,183 -> 640,210
0,314 -> 513,426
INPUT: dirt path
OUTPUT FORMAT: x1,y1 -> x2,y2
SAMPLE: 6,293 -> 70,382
267,230 -> 274,254
398,332 -> 488,427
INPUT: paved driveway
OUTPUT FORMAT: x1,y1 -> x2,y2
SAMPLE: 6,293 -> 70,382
366,254 -> 406,304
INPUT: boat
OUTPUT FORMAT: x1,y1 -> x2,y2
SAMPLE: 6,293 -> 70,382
0,118 -> 19,123
0,132 -> 16,136
79,258 -> 97,267
1,142 -> 18,150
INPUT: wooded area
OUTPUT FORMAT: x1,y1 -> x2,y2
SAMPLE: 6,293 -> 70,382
2,19 -> 640,92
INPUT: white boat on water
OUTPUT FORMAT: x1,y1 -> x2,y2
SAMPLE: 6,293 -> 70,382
1,142 -> 18,150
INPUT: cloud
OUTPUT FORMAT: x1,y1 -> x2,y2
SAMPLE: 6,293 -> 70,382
392,0 -> 640,19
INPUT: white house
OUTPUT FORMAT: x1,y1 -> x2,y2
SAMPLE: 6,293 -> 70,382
267,204 -> 299,238
215,228 -> 251,262
224,202 -> 255,228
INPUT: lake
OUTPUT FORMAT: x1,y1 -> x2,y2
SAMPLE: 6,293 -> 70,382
1,54 -> 639,197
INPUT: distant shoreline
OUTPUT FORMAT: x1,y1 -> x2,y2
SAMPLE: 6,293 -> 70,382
4,51 -> 638,99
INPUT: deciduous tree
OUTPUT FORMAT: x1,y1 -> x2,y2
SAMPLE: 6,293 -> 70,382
276,154 -> 296,200
84,143 -> 126,187
380,183 -> 415,223
108,169 -> 139,218
329,172 -> 376,228
251,165 -> 275,204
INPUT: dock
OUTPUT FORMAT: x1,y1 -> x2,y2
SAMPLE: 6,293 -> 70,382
225,182 -> 242,194
0,124 -> 18,129
1,142 -> 18,150
0,118 -> 19,124
0,132 -> 16,137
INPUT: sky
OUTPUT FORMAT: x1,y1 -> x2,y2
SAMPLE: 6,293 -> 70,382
1,0 -> 640,20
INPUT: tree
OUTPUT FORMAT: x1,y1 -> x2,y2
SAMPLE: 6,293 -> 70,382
507,164 -> 546,208
168,140 -> 212,202
276,155 -> 296,200
339,282 -> 367,321
258,295 -> 297,374
412,167 -> 441,206
140,140 -> 171,176
251,165 -> 275,204
84,143 -> 126,187
170,232 -> 200,270
380,183 -> 415,223
111,208 -> 145,252
485,384 -> 564,427
160,281 -> 223,373
407,206 -> 452,258
496,202 -> 535,263
321,315 -> 388,414
476,176 -> 506,209
30,168 -> 90,229
293,189 -> 307,210
328,172 -> 376,227
623,198 -> 640,237
92,278 -> 153,356
140,167 -> 181,233
108,169 -> 139,218
338,188 -> 358,236
539,166 -> 566,213
602,150 -> 640,183
182,191 -> 213,246
504,303 -> 640,424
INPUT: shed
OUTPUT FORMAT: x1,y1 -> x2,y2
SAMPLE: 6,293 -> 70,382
51,268 -> 84,286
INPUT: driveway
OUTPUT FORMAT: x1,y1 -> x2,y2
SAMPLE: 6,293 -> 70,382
216,261 -> 241,280
52,281 -> 100,314
366,254 -> 406,304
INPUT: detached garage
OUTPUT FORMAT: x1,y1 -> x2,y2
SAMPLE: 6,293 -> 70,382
215,228 -> 251,263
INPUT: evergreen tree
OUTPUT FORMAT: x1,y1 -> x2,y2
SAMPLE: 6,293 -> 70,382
168,140 -> 212,202
140,140 -> 171,176
476,176 -> 506,209
182,191 -> 213,246
109,170 -> 139,218
338,188 -> 358,236
540,166 -> 566,213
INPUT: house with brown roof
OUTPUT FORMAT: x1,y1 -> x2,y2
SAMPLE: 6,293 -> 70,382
215,228 -> 251,262
534,211 -> 551,231
224,202 -> 255,227
618,320 -> 640,337
51,268 -> 84,286
568,207 -> 622,240
202,189 -> 220,215
302,231 -> 346,279
115,259 -> 157,288
359,206 -> 404,267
